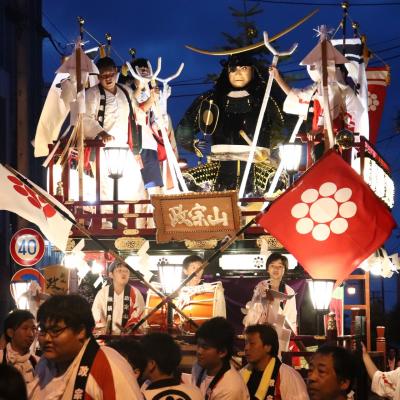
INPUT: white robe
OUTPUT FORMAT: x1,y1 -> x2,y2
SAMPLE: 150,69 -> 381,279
141,380 -> 203,400
0,343 -> 38,388
243,281 -> 297,335
372,368 -> 400,400
82,84 -> 146,212
29,340 -> 142,400
92,284 -> 145,335
191,364 -> 250,400
241,362 -> 309,400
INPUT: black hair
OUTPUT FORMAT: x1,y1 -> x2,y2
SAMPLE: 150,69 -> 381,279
182,254 -> 203,271
108,338 -> 147,382
96,56 -> 117,71
131,58 -> 149,70
315,345 -> 356,394
37,294 -> 95,337
0,364 -> 27,400
141,333 -> 181,376
266,253 -> 288,271
3,310 -> 35,342
108,260 -> 128,273
195,317 -> 234,361
245,324 -> 279,358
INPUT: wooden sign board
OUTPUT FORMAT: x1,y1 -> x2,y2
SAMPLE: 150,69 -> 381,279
151,191 -> 241,243
42,265 -> 70,295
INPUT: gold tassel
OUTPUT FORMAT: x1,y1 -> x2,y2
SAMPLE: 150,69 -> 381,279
99,45 -> 106,59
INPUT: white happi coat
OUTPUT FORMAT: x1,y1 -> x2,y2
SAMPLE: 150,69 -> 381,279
191,363 -> 250,400
92,284 -> 145,335
240,362 -> 309,400
243,281 -> 297,334
371,368 -> 400,400
29,340 -> 142,400
82,84 -> 146,210
283,81 -> 364,134
141,379 -> 203,400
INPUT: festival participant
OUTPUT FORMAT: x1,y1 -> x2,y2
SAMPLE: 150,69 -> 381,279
140,332 -> 203,399
92,261 -> 145,335
82,56 -> 146,227
192,317 -> 250,400
130,57 -> 164,196
108,338 -> 147,384
308,345 -> 356,400
175,53 -> 287,197
270,28 -> 365,159
243,253 -> 297,334
30,294 -> 142,400
178,254 -> 226,318
0,310 -> 38,387
362,342 -> 400,399
241,324 -> 309,399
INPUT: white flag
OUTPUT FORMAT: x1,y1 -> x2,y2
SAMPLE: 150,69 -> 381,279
331,37 -> 369,139
0,164 -> 75,251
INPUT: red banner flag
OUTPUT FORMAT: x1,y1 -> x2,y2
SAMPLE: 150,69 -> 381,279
257,151 -> 395,284
367,66 -> 390,145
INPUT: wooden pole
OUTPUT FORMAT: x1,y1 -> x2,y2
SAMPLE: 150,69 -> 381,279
76,17 -> 84,203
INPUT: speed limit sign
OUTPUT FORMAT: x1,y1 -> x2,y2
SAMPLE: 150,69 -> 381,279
10,228 -> 45,267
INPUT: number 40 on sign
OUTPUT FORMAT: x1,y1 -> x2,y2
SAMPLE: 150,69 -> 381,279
9,228 -> 45,267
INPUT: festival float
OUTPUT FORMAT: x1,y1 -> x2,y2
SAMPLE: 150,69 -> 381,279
3,2 -> 398,389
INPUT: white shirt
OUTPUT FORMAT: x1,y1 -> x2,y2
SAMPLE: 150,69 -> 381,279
372,368 -> 400,399
0,343 -> 38,387
244,281 -> 297,334
192,364 -> 250,400
92,284 -> 145,334
83,84 -> 136,146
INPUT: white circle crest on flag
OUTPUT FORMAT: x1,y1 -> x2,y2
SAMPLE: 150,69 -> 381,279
291,182 -> 357,241
368,92 -> 380,112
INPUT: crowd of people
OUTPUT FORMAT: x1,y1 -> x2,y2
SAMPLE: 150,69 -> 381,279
0,296 -> 360,400
1,291 -> 399,400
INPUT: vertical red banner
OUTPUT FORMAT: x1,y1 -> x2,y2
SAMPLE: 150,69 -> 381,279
366,66 -> 390,144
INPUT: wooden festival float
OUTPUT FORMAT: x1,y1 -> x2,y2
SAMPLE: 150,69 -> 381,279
7,4 -> 397,395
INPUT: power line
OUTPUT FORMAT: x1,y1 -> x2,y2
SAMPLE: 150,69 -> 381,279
249,0 -> 400,5
42,12 -> 71,45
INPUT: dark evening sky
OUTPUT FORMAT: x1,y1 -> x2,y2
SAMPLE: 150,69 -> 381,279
42,0 -> 400,252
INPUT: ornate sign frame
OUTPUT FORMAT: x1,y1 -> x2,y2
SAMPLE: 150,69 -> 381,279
151,191 -> 241,243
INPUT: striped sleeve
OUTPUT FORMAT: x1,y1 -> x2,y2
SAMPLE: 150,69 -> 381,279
85,346 -> 143,400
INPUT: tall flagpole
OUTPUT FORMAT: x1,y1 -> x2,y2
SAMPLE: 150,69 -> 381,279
77,17 -> 85,203
5,164 -> 199,332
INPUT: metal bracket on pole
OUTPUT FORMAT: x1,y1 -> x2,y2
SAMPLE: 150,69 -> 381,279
238,32 -> 298,201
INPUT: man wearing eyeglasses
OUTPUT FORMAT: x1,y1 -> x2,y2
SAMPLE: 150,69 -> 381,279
82,56 -> 146,228
29,294 -> 142,400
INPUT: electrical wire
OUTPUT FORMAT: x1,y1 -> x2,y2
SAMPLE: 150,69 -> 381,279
249,0 -> 400,6
42,11 -> 71,44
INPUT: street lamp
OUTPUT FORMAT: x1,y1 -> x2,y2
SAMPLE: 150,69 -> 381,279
307,279 -> 335,335
279,143 -> 303,184
157,258 -> 182,332
103,147 -> 129,229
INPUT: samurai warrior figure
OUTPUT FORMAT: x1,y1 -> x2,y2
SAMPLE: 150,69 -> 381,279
175,53 -> 289,197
